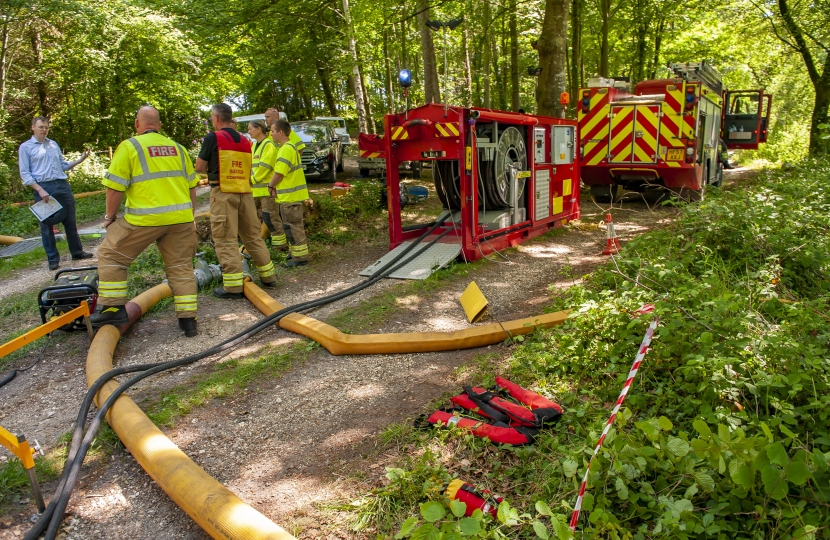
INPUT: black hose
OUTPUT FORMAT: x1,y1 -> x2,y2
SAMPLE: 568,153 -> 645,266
31,223 -> 449,540
0,335 -> 51,390
402,221 -> 436,231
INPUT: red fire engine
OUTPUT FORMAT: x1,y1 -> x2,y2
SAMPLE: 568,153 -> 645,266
578,62 -> 772,201
369,103 -> 580,272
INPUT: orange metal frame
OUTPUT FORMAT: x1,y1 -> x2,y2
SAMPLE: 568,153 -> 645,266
0,425 -> 36,469
0,301 -> 91,359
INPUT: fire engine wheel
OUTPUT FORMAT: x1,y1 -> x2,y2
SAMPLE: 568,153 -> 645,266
488,127 -> 527,208
435,160 -> 462,210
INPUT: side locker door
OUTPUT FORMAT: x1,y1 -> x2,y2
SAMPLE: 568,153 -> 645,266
722,90 -> 763,150
631,104 -> 660,164
607,105 -> 635,163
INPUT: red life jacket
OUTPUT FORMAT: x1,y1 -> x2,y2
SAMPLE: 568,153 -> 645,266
423,410 -> 536,446
445,479 -> 502,518
450,379 -> 563,428
451,387 -> 539,427
495,377 -> 563,423
215,129 -> 252,194
418,377 -> 561,446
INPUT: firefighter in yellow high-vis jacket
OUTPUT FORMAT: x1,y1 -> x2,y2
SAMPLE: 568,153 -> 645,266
268,119 -> 310,267
248,119 -> 286,248
91,106 -> 200,337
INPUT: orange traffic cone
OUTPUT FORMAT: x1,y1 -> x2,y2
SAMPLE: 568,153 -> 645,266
601,213 -> 621,255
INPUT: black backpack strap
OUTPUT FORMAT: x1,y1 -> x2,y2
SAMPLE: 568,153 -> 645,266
463,386 -> 511,424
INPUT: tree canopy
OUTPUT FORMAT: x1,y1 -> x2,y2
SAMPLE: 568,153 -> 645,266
1,0 -> 827,192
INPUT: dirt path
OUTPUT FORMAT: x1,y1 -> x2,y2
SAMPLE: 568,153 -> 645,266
0,167 -> 750,539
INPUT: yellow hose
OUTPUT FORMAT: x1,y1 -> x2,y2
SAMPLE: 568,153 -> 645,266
243,282 -> 569,355
0,235 -> 24,245
86,284 -> 295,540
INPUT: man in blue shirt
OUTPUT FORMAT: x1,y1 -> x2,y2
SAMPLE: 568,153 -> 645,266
18,116 -> 94,270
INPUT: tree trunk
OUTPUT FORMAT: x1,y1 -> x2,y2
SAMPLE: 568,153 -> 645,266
632,0 -> 650,85
810,73 -> 830,156
416,0 -> 441,103
509,0 -> 520,111
497,22 -> 507,110
342,0 -> 367,132
384,28 -> 394,113
400,19 -> 407,69
316,62 -> 338,116
31,26 -> 48,116
297,75 -> 313,119
535,0 -> 568,116
648,16 -> 665,79
0,16 -> 9,111
483,0 -> 491,108
599,0 -> 611,77
569,0 -> 582,100
462,19 -> 473,107
355,42 -> 375,132
777,0 -> 830,155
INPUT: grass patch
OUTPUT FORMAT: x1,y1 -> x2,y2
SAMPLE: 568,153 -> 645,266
345,159 -> 830,539
143,341 -> 312,426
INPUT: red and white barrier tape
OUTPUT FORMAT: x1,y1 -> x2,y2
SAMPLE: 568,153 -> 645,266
569,314 -> 659,531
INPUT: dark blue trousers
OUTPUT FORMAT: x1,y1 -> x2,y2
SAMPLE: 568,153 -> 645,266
33,179 -> 84,264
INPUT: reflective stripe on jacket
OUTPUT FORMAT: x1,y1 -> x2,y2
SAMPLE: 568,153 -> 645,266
103,132 -> 198,226
251,138 -> 278,198
273,142 -> 309,204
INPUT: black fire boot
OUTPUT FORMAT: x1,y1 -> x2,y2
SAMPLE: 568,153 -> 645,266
178,317 -> 197,337
212,286 -> 244,299
90,305 -> 129,327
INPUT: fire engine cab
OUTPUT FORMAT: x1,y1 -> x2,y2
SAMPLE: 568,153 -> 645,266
578,62 -> 772,201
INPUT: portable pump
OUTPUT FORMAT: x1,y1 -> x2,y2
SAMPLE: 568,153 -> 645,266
38,266 -> 98,332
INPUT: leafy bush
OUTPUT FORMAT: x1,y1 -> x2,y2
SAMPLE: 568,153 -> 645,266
358,160 -> 830,539
306,180 -> 385,245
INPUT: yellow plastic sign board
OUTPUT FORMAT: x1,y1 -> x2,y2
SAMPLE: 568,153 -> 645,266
460,281 -> 489,324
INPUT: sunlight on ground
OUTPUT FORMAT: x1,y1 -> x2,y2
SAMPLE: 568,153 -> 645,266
318,427 -> 373,452
78,484 -> 130,520
425,316 -> 464,332
519,245 -> 572,258
395,294 -> 421,307
347,383 -> 384,400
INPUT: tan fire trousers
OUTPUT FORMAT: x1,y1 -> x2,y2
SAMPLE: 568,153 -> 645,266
210,188 -> 277,292
97,218 -> 197,318
254,196 -> 287,247
279,202 -> 308,261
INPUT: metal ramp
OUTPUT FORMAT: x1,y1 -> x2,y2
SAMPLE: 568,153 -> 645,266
360,241 -> 461,280
0,236 -> 62,258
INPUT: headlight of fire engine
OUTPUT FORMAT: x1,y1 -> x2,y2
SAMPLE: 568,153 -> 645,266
685,147 -> 694,156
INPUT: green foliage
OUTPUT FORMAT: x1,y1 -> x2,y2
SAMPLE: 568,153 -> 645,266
306,180 -> 385,245
353,159 -> 830,538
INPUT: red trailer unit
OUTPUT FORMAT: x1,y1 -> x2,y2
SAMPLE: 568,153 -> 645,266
381,103 -> 580,266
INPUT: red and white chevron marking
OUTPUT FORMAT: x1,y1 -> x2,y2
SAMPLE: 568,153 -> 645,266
569,313 -> 659,531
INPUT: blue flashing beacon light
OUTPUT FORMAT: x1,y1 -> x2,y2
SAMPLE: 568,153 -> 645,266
398,69 -> 412,88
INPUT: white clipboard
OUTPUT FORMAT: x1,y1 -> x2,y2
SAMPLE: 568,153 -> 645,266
30,198 -> 63,222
